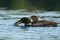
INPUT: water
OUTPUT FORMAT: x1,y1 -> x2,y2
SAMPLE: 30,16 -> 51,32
0,10 -> 60,40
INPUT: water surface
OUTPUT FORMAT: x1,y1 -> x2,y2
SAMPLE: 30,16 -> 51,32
0,10 -> 60,40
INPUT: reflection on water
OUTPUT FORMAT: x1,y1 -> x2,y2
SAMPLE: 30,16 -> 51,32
0,10 -> 60,40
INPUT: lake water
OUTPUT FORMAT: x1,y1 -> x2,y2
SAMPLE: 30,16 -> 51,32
0,9 -> 60,40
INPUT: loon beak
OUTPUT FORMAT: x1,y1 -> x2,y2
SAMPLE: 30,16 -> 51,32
13,22 -> 19,26
13,21 -> 22,26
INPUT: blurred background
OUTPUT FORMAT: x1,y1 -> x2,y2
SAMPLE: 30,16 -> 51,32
0,0 -> 60,11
